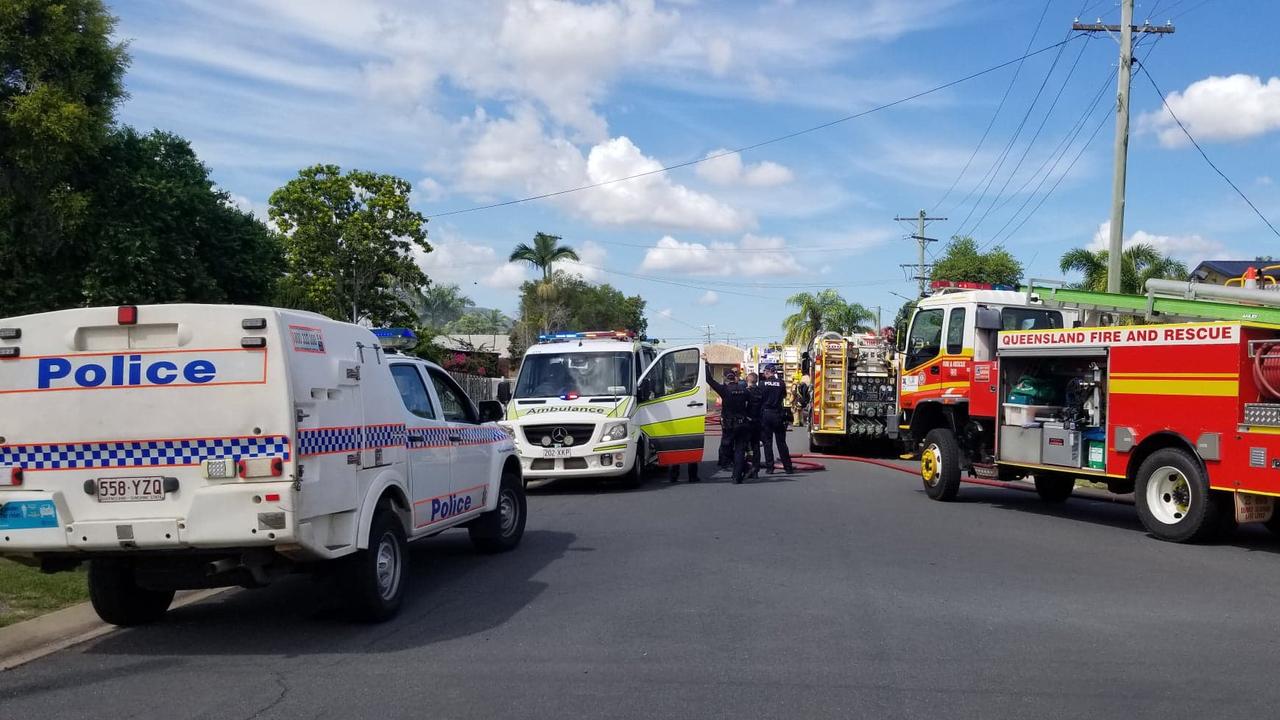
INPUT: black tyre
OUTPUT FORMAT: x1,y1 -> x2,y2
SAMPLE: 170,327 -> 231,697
1265,508 -> 1280,537
921,428 -> 963,501
345,505 -> 407,622
624,440 -> 646,489
88,559 -> 175,627
1134,447 -> 1222,543
469,470 -> 527,553
1034,474 -> 1075,503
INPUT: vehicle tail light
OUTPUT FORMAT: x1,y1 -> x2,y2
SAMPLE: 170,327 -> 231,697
239,456 -> 285,479
4,467 -> 23,486
117,305 -> 138,325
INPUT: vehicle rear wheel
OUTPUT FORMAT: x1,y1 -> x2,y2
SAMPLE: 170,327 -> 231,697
921,428 -> 962,501
470,470 -> 527,553
1134,448 -> 1222,543
1034,474 -> 1075,503
88,559 -> 175,627
344,505 -> 407,622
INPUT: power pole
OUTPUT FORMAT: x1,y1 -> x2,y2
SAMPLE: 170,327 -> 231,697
895,209 -> 946,297
701,324 -> 715,345
1074,2 -> 1174,293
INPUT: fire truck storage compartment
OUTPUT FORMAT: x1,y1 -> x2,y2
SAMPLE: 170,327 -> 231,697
996,347 -> 1108,471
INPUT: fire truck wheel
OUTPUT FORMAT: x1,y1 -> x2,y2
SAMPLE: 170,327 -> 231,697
1135,448 -> 1222,543
921,428 -> 962,501
88,559 -> 175,627
345,505 -> 407,622
1033,475 -> 1075,503
470,470 -> 527,553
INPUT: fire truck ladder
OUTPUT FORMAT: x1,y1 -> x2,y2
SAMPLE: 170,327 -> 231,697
817,336 -> 847,432
1025,279 -> 1280,325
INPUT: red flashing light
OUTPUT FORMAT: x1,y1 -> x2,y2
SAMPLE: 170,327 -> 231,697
237,459 -> 247,478
270,458 -> 284,476
7,467 -> 22,486
562,391 -> 580,400
930,280 -> 993,291
264,493 -> 281,502
117,305 -> 138,325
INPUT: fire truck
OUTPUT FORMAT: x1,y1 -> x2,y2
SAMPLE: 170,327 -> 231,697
915,277 -> 1280,543
809,281 -> 1071,453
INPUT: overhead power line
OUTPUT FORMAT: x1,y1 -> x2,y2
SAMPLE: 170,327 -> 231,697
929,0 -> 1055,213
1138,62 -> 1280,239
425,35 -> 1087,220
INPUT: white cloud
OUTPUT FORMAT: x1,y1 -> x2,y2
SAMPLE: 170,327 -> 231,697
459,108 -> 750,232
483,263 -> 530,290
1089,221 -> 1225,261
1140,74 -> 1280,147
695,150 -> 794,187
639,233 -> 805,277
706,37 -> 732,76
696,290 -> 720,306
415,177 -> 445,202
1259,176 -> 1275,186
556,240 -> 607,281
416,236 -> 530,290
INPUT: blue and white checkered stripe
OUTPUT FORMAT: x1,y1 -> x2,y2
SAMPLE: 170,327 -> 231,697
0,436 -> 290,471
405,425 -> 508,449
298,424 -> 408,457
455,427 -> 509,445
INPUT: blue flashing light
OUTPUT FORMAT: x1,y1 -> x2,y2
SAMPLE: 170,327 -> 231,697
373,327 -> 417,350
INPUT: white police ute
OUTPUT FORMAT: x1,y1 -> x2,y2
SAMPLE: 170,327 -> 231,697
0,306 -> 524,625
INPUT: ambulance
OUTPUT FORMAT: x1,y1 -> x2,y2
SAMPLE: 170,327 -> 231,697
499,331 -> 707,486
0,305 -> 524,625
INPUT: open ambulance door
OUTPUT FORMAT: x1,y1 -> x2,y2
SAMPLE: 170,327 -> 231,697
634,346 -> 707,466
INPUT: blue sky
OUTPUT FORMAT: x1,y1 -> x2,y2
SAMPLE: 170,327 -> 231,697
112,0 -> 1280,344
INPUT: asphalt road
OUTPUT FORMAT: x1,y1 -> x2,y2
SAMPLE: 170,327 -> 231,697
6,430 -> 1280,719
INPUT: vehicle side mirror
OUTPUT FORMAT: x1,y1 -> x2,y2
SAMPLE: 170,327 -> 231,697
975,306 -> 1002,331
638,378 -> 653,402
477,400 -> 504,423
497,380 -> 512,404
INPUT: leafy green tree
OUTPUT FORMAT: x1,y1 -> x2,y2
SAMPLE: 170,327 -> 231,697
781,289 -> 873,347
509,232 -> 579,281
929,235 -> 1023,287
78,129 -> 281,305
269,165 -> 430,325
508,275 -> 646,361
0,0 -> 128,313
407,283 -> 474,327
1058,243 -> 1188,294
446,309 -> 512,334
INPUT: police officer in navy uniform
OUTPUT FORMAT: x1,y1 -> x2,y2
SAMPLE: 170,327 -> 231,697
705,358 -> 752,484
759,364 -> 795,474
744,371 -> 765,478
715,368 -> 739,470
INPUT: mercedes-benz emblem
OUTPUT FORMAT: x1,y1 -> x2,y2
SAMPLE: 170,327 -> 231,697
552,427 -> 569,445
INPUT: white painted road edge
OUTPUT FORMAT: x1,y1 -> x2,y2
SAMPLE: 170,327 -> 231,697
0,588 -> 228,672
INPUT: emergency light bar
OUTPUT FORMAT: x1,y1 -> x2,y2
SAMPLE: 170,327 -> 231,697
373,327 -> 418,350
537,330 -> 637,343
930,280 -> 1015,291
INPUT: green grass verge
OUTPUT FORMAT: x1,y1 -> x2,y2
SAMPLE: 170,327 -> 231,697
0,558 -> 88,628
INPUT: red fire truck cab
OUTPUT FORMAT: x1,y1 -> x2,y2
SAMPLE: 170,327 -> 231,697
920,319 -> 1280,543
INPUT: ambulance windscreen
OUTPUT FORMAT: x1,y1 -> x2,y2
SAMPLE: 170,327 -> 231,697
514,352 -> 633,399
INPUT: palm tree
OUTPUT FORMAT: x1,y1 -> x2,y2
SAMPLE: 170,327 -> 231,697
782,289 -> 845,347
407,283 -> 474,327
509,232 -> 580,281
829,301 -> 876,336
1059,243 -> 1189,294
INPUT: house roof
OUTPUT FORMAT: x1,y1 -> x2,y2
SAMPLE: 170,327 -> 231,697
433,334 -> 512,359
1192,260 -> 1265,281
704,343 -> 744,365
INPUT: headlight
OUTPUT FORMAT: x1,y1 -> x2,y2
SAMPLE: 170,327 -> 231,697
602,422 -> 628,441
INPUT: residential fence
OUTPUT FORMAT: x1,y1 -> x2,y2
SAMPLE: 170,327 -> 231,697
450,371 -> 502,402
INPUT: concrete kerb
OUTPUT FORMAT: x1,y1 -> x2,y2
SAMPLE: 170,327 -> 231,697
0,588 -> 227,672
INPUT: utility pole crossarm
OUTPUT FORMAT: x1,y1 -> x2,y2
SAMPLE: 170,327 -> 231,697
895,210 -> 946,298
1072,22 -> 1175,33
